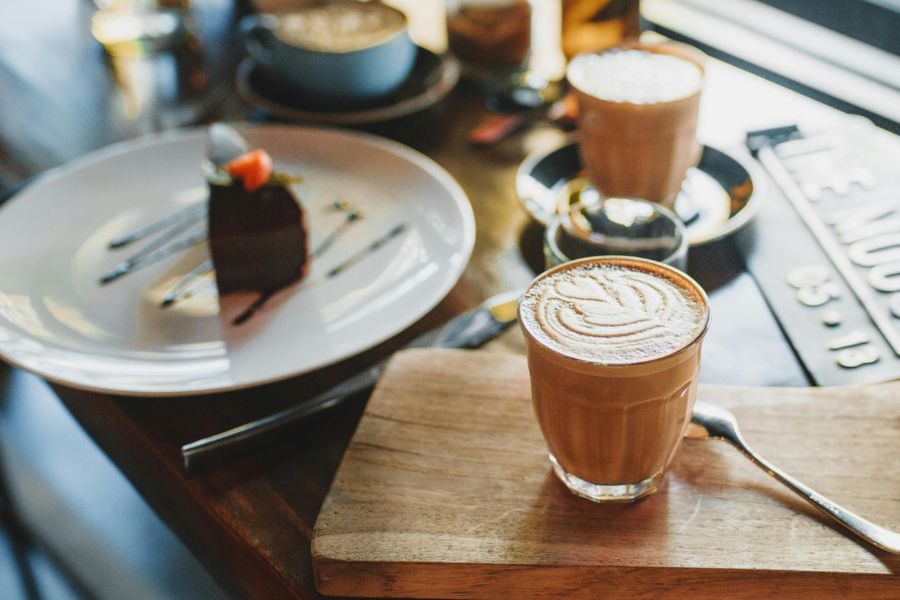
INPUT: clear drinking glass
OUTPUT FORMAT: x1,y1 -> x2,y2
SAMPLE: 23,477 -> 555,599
567,42 -> 705,206
445,0 -> 533,79
544,195 -> 688,271
518,256 -> 710,502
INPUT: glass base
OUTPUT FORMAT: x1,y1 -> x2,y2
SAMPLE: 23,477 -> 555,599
549,454 -> 664,503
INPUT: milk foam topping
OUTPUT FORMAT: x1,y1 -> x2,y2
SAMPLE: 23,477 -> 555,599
521,263 -> 707,364
277,3 -> 405,52
568,49 -> 702,104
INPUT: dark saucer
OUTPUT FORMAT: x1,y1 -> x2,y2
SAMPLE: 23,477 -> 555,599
236,46 -> 460,125
516,140 -> 765,246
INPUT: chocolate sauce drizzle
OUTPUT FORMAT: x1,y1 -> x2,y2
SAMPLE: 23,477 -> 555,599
108,203 -> 206,249
327,223 -> 407,278
100,228 -> 207,285
160,259 -> 213,307
232,291 -> 275,326
105,188 -> 407,326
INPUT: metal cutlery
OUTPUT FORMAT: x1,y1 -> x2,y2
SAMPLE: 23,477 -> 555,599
689,401 -> 900,554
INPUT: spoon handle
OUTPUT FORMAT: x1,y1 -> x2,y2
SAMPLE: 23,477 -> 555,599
725,431 -> 900,554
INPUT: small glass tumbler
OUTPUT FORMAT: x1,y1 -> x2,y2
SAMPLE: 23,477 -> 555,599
446,0 -> 533,80
544,196 -> 688,271
567,42 -> 705,206
518,256 -> 710,502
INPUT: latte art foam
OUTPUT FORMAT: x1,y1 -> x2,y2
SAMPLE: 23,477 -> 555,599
520,262 -> 707,364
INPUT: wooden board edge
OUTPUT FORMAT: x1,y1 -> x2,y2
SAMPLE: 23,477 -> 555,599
312,558 -> 900,599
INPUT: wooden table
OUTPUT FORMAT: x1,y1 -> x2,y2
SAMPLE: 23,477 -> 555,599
1,1 -> 877,598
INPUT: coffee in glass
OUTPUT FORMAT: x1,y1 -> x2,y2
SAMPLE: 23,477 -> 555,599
567,43 -> 705,206
518,256 -> 710,502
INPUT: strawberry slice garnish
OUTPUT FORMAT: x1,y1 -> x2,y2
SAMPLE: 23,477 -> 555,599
224,149 -> 273,192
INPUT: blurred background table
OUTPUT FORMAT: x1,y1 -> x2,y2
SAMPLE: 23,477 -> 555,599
1,0 -> 894,598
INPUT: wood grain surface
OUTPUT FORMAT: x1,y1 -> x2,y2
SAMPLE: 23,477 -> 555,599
313,348 -> 900,599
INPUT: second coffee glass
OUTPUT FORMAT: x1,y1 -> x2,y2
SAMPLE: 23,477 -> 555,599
567,42 -> 705,206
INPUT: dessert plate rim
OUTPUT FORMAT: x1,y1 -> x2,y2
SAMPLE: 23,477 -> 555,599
0,124 -> 475,397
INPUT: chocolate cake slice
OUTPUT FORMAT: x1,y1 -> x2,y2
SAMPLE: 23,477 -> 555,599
204,124 -> 310,296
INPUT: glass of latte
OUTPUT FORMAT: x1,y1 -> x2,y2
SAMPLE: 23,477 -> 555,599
518,256 -> 710,502
567,43 -> 705,207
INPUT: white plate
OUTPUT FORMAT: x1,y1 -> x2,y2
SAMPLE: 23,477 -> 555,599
0,125 -> 474,396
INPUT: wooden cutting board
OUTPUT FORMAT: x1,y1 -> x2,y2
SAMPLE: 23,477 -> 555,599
312,349 -> 900,599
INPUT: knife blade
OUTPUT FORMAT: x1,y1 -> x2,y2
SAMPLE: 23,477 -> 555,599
180,290 -> 522,473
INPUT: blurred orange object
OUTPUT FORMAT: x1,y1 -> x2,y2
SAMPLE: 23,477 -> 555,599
561,0 -> 641,59
225,149 -> 274,192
